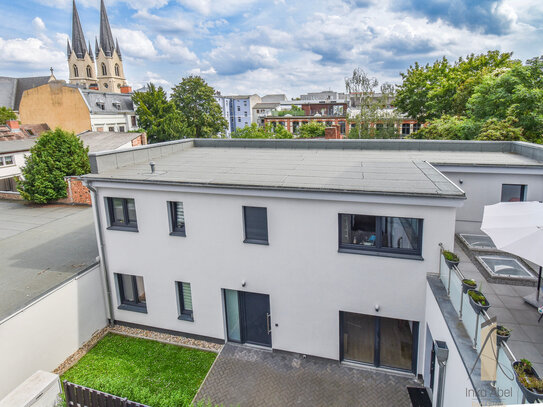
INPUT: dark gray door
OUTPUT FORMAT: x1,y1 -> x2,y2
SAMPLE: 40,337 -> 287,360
243,292 -> 271,347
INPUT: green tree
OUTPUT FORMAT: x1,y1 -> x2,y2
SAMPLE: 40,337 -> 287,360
409,115 -> 482,140
468,58 -> 543,141
0,107 -> 17,123
395,51 -> 517,122
171,76 -> 227,138
231,123 -> 293,139
132,83 -> 190,143
18,128 -> 90,203
273,124 -> 293,139
475,117 -> 525,141
298,122 -> 325,138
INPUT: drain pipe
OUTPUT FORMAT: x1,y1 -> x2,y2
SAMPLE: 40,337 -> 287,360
435,340 -> 449,407
86,181 -> 115,326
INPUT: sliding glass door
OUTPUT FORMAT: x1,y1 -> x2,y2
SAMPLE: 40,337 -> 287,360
340,311 -> 418,372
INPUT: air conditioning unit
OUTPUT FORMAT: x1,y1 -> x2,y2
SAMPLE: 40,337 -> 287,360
0,371 -> 61,407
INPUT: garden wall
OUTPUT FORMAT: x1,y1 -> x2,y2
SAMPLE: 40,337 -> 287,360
0,264 -> 107,399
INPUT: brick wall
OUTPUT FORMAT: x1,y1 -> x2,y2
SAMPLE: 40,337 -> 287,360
57,177 -> 91,205
325,126 -> 342,139
131,132 -> 147,147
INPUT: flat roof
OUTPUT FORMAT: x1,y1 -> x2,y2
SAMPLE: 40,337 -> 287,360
78,131 -> 144,153
84,139 -> 543,199
0,139 -> 36,154
0,200 -> 98,321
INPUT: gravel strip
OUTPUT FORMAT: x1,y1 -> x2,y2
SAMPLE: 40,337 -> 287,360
109,325 -> 223,353
53,325 -> 223,375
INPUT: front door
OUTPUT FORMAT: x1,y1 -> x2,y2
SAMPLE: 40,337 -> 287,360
243,292 -> 271,346
224,290 -> 272,347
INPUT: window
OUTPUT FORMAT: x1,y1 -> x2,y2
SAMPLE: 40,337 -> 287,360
131,116 -> 137,127
501,184 -> 527,202
108,126 -> 115,132
243,206 -> 268,244
0,155 -> 14,166
340,121 -> 346,134
339,214 -> 422,258
238,117 -> 241,122
117,273 -> 146,312
86,65 -> 92,78
114,63 -> 120,76
73,65 -> 79,77
106,197 -> 138,231
101,63 -> 107,76
168,201 -> 185,236
176,282 -> 193,321
413,123 -> 421,132
237,106 -> 240,112
401,123 -> 411,135
244,111 -> 247,117
119,126 -> 125,132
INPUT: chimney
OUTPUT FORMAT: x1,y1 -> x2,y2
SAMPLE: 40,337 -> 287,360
6,120 -> 20,132
120,85 -> 132,94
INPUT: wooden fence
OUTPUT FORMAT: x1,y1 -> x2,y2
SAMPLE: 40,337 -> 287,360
63,381 -> 151,407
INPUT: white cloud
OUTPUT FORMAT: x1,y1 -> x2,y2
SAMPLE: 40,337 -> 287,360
111,28 -> 157,58
176,0 -> 258,16
32,17 -> 46,31
134,10 -> 193,33
155,35 -> 199,62
0,37 -> 65,66
36,0 -> 168,10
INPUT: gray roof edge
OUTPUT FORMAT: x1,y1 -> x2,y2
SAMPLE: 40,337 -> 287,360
80,175 -> 467,199
89,139 -> 194,173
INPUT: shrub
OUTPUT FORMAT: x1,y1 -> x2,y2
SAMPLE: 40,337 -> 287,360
18,128 -> 90,203
468,290 -> 488,306
443,250 -> 459,262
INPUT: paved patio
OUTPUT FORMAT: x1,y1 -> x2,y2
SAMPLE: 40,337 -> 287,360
194,343 -> 419,407
455,241 -> 543,374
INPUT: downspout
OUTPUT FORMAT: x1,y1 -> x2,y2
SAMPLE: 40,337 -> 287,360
86,181 -> 115,326
435,340 -> 449,407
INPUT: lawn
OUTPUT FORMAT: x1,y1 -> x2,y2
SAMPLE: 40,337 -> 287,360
61,333 -> 217,407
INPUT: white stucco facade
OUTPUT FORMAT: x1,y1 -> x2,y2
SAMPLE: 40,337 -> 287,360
90,113 -> 136,132
91,181 -> 458,370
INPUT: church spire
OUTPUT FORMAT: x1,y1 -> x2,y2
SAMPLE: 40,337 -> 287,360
115,38 -> 122,60
88,40 -> 94,61
67,38 -> 72,58
71,0 -> 88,59
99,0 -> 115,57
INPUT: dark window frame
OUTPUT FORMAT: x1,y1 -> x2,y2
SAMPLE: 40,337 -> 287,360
116,273 -> 147,313
168,201 -> 186,237
176,281 -> 193,321
501,184 -> 527,202
243,206 -> 269,245
106,197 -> 138,231
338,213 -> 423,259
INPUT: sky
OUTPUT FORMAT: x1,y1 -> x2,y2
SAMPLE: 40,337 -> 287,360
0,0 -> 542,98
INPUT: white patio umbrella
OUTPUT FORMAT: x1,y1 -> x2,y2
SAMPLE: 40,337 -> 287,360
481,201 -> 543,303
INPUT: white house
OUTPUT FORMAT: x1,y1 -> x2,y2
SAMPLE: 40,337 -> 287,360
82,139 -> 543,407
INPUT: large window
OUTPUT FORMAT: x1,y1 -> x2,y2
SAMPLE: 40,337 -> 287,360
501,184 -> 526,202
168,201 -> 185,236
243,206 -> 268,245
401,123 -> 411,135
106,197 -> 137,231
339,214 -> 422,257
176,282 -> 193,321
0,155 -> 14,166
116,273 -> 146,312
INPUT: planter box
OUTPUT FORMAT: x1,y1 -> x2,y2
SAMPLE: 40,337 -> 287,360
513,361 -> 543,403
496,325 -> 510,346
462,280 -> 477,294
445,258 -> 459,270
468,289 -> 491,314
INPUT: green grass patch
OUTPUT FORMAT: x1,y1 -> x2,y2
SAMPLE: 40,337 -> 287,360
61,333 -> 217,407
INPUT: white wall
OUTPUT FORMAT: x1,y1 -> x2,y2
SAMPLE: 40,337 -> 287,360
0,151 -> 28,180
439,167 -> 543,234
0,265 -> 108,399
91,113 -> 135,132
424,280 -> 476,407
95,183 -> 457,368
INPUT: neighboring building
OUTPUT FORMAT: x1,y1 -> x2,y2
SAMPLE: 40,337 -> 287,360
78,130 -> 147,152
81,138 -> 543,407
261,94 -> 287,103
215,94 -> 262,134
264,100 -> 348,135
252,102 -> 280,126
67,0 -> 130,94
299,90 -> 345,100
0,120 -> 37,193
214,94 -> 232,137
0,74 -> 55,115
19,81 -> 137,134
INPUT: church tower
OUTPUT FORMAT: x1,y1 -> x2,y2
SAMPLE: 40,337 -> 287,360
95,0 -> 127,93
67,0 -> 98,89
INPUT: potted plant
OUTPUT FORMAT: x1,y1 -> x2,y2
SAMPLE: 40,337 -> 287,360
496,325 -> 511,346
443,250 -> 460,269
513,359 -> 543,403
462,278 -> 477,294
467,289 -> 491,314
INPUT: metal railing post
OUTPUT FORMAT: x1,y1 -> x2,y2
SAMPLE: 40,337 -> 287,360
473,312 -> 480,349
447,266 -> 452,296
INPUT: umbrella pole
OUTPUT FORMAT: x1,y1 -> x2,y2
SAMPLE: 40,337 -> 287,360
538,266 -> 542,302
